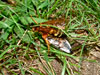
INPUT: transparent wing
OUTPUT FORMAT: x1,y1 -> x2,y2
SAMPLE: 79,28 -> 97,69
47,37 -> 72,53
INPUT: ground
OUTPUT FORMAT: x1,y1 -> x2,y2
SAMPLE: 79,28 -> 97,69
0,0 -> 100,75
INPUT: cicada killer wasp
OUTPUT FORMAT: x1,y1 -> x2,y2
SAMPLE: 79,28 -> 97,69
31,16 -> 72,53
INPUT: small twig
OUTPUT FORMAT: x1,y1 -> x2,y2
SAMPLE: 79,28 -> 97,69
17,30 -> 28,46
30,15 -> 38,24
67,60 -> 74,75
48,62 -> 55,75
8,30 -> 28,53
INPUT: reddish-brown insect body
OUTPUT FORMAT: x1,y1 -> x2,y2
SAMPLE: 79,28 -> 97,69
33,26 -> 59,37
31,16 -> 71,53
32,18 -> 67,37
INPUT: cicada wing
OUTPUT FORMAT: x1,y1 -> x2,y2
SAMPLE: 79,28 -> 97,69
47,37 -> 72,53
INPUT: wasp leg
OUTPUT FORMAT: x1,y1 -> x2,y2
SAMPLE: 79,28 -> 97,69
42,34 -> 50,52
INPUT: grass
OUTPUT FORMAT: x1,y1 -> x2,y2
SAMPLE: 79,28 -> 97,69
0,0 -> 100,75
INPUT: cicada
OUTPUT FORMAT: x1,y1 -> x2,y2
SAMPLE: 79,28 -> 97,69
31,16 -> 72,53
